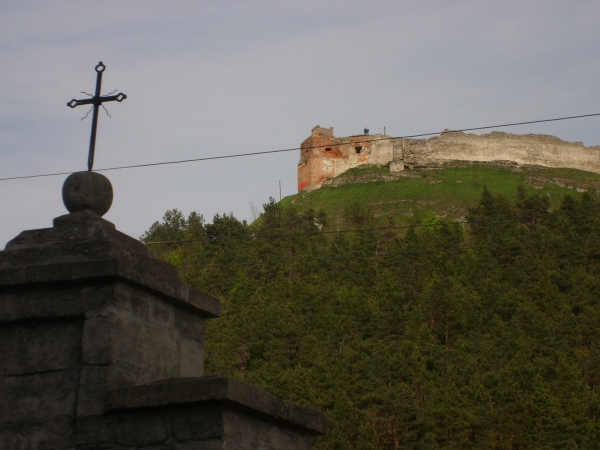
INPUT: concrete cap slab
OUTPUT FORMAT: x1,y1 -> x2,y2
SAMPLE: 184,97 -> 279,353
108,376 -> 327,436
0,211 -> 221,318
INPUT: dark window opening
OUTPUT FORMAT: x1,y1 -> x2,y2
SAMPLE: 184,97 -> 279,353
355,146 -> 362,154
325,147 -> 332,152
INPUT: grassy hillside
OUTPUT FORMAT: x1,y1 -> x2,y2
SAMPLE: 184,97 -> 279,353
281,165 -> 600,226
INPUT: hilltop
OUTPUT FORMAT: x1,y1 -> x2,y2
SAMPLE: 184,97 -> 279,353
283,164 -> 600,227
298,125 -> 600,192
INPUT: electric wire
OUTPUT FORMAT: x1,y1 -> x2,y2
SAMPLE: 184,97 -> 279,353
2,112 -> 599,182
178,235 -> 600,270
144,209 -> 600,245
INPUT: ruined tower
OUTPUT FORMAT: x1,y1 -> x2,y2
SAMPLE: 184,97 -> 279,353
298,126 -> 397,191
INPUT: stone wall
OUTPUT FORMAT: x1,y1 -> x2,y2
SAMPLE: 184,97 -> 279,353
403,131 -> 600,172
298,125 -> 394,191
298,126 -> 600,191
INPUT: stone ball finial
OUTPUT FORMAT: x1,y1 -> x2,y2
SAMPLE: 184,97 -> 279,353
62,171 -> 113,217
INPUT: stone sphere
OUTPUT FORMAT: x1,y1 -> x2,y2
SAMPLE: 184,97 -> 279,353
62,171 -> 113,216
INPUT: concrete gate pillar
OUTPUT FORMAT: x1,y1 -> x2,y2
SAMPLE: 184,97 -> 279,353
0,172 -> 326,449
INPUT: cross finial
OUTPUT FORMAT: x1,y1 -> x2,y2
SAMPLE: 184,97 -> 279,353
67,62 -> 127,171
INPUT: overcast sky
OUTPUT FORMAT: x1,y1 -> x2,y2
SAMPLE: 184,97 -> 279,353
1,0 -> 600,247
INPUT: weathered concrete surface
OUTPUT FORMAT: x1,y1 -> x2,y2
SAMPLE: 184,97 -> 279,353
298,126 -> 600,191
0,207 -> 220,448
0,319 -> 82,449
0,179 -> 326,449
0,416 -> 74,450
73,376 -> 325,449
0,321 -> 82,376
109,376 -> 327,435
0,287 -> 210,448
77,406 -> 318,450
1,211 -> 220,318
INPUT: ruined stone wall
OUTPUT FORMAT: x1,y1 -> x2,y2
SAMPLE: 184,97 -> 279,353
298,126 -> 394,191
403,131 -> 600,172
298,126 -> 600,191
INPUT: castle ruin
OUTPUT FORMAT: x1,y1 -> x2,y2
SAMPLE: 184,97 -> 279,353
298,125 -> 600,191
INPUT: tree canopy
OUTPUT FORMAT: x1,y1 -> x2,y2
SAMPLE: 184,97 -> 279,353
142,187 -> 600,449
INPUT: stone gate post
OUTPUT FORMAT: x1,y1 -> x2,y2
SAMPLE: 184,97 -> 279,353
0,172 -> 326,449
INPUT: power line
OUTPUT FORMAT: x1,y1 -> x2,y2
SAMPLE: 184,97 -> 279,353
178,235 -> 600,270
144,210 -> 600,245
2,112 -> 599,182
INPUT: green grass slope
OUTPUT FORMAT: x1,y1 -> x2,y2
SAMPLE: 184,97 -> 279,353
281,165 -> 600,225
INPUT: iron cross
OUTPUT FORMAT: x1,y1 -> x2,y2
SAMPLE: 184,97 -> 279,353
67,62 -> 127,171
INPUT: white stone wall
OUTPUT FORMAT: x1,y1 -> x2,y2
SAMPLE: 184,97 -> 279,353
404,132 -> 600,173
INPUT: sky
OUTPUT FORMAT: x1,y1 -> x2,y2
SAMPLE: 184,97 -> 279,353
1,0 -> 600,247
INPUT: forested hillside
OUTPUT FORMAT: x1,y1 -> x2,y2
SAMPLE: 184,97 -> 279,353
142,184 -> 600,449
